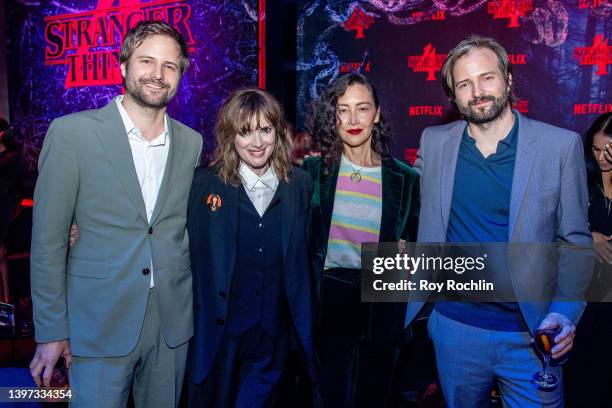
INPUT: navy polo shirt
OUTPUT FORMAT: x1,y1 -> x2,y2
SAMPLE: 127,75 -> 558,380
436,112 -> 528,332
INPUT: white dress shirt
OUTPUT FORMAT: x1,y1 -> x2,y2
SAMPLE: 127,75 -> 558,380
116,96 -> 169,287
239,162 -> 279,217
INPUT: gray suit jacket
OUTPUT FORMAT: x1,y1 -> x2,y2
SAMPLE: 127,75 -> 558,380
31,100 -> 202,357
405,111 -> 591,332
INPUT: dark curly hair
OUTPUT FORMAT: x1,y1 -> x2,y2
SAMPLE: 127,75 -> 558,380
584,112 -> 612,197
306,73 -> 391,168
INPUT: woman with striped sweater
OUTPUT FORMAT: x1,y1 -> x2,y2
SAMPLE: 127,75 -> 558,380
303,73 -> 420,407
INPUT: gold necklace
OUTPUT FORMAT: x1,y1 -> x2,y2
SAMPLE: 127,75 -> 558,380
346,159 -> 364,183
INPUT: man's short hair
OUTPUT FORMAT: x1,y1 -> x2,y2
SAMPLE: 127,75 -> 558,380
120,20 -> 190,75
440,35 -> 513,102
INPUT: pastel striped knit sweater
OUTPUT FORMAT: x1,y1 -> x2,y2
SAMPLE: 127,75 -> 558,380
324,155 -> 382,270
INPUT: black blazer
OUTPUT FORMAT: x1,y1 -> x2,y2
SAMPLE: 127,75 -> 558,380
303,156 -> 420,346
187,165 -> 315,383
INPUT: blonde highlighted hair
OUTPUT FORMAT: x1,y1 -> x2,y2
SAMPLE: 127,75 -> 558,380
211,87 -> 293,186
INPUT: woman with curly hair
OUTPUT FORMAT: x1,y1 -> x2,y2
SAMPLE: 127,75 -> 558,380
303,73 -> 420,407
187,88 -> 315,407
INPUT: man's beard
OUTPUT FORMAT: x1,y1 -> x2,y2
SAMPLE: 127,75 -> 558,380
125,76 -> 176,109
458,88 -> 511,125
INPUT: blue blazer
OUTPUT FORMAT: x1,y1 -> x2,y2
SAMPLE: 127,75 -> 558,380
187,165 -> 315,384
405,112 -> 592,332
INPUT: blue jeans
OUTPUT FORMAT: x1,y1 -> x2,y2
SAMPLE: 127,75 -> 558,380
428,309 -> 563,408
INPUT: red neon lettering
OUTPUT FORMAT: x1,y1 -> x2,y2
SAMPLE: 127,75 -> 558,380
44,0 -> 195,89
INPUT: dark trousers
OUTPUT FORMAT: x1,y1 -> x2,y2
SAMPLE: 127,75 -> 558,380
0,193 -> 16,245
316,268 -> 400,408
187,325 -> 288,408
564,302 -> 612,408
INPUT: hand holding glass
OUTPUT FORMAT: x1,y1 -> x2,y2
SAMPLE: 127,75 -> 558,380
531,326 -> 561,391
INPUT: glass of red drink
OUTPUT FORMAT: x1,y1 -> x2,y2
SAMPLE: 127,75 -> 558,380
531,326 -> 561,391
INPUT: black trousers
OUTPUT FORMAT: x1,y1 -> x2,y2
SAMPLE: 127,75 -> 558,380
0,193 -> 16,245
564,302 -> 612,408
187,325 -> 288,408
316,268 -> 402,408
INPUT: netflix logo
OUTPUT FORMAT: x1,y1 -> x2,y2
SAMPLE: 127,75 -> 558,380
409,105 -> 444,117
339,62 -> 371,73
573,103 -> 612,115
431,10 -> 446,20
410,9 -> 446,21
508,54 -> 527,65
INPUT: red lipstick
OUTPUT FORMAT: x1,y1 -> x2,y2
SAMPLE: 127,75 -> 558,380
347,129 -> 363,135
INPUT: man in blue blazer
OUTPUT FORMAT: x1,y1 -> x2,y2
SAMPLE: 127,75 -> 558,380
405,36 -> 591,407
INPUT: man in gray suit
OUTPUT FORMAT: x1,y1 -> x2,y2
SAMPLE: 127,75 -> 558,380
29,21 -> 202,407
405,36 -> 591,407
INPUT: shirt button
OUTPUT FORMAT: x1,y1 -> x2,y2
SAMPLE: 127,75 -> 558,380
258,223 -> 263,228
148,227 -> 153,235
142,268 -> 150,275
256,267 -> 263,274
258,247 -> 263,253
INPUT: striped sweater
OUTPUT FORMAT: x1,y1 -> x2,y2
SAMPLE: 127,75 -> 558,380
324,155 -> 382,269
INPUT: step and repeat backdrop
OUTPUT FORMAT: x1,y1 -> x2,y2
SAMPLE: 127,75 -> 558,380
5,0 -> 259,181
4,1 -> 611,178
296,0 -> 611,163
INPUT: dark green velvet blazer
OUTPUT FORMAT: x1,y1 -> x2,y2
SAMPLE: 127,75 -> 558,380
303,155 -> 420,300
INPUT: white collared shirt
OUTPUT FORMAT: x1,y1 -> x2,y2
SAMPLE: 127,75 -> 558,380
116,96 -> 170,287
239,162 -> 279,217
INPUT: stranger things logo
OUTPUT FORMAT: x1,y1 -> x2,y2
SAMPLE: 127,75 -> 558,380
487,0 -> 533,28
44,0 -> 195,88
407,44 -> 446,81
573,34 -> 611,76
343,7 -> 374,39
